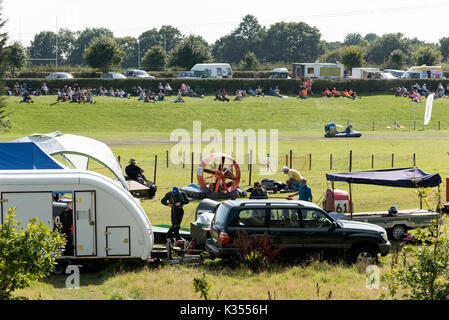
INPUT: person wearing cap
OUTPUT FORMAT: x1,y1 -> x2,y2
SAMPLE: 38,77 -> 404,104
125,158 -> 146,184
289,179 -> 313,202
281,166 -> 304,191
161,186 -> 190,242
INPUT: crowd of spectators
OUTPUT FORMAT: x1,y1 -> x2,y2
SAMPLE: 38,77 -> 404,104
394,83 -> 448,100
320,88 -> 360,99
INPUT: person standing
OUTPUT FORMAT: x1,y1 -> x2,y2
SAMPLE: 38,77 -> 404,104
290,179 -> 313,202
161,187 -> 190,242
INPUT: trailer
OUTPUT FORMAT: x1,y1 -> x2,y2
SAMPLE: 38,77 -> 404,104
324,167 -> 442,240
292,62 -> 344,79
351,67 -> 381,79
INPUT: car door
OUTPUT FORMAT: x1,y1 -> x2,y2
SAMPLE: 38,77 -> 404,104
300,208 -> 343,257
268,207 -> 304,257
227,207 -> 269,242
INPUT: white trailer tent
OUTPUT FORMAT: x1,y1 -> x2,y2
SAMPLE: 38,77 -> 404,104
190,63 -> 233,78
13,132 -> 128,190
292,62 -> 344,79
0,142 -> 154,262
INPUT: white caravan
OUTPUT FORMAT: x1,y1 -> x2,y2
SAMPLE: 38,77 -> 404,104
0,138 -> 154,263
292,62 -> 344,79
190,63 -> 233,78
351,67 -> 381,79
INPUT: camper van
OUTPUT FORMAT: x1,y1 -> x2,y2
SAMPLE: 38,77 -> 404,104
190,63 -> 233,79
270,68 -> 290,79
351,68 -> 382,79
401,65 -> 444,79
292,62 -> 344,79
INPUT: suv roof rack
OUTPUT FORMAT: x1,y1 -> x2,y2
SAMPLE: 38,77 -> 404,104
239,201 -> 304,207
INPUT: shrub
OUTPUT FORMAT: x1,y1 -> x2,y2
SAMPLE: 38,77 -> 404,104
0,209 -> 65,300
234,231 -> 283,272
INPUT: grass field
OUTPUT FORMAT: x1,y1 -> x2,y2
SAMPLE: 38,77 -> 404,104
3,93 -> 449,300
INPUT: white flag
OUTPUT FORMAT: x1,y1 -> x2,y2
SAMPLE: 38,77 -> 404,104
424,93 -> 434,126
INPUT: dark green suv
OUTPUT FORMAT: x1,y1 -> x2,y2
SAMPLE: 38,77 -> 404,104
205,199 -> 390,263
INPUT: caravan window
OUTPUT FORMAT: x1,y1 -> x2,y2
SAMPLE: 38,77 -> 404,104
307,67 -> 315,74
217,68 -> 222,76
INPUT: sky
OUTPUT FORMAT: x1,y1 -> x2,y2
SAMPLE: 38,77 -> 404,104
2,0 -> 448,46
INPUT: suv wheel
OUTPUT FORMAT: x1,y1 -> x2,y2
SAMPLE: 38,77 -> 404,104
352,246 -> 378,264
391,225 -> 406,241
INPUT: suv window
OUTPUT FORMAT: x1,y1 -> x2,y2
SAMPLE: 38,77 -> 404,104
301,209 -> 332,228
213,203 -> 231,227
269,208 -> 302,228
233,208 -> 267,227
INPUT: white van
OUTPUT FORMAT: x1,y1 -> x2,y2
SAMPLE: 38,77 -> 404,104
190,63 -> 232,79
270,68 -> 290,79
401,66 -> 444,79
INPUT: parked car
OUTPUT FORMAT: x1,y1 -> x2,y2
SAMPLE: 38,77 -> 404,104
124,69 -> 155,79
100,72 -> 127,79
205,199 -> 390,263
175,71 -> 204,79
45,72 -> 74,79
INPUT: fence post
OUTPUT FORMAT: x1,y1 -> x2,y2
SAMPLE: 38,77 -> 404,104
371,154 -> 374,169
190,152 -> 194,183
285,154 -> 288,167
309,153 -> 312,171
330,153 -> 333,170
349,150 -> 352,172
166,150 -> 169,168
182,151 -> 185,169
249,163 -> 252,186
289,150 -> 292,168
413,153 -> 416,167
372,121 -> 375,132
153,155 -> 158,185
392,153 -> 394,168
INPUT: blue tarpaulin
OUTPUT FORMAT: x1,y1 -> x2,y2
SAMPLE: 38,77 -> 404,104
0,142 -> 63,170
326,167 -> 441,188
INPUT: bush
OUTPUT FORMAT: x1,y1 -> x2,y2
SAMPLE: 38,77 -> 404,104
0,209 -> 65,300
234,231 -> 283,272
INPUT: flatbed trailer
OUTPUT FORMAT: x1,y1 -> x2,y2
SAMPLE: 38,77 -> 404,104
346,209 -> 438,240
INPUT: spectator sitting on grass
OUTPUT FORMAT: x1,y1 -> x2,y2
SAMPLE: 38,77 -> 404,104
349,89 -> 360,99
155,90 -> 165,101
214,90 -> 224,101
247,87 -> 256,96
20,91 -> 34,103
165,83 -> 173,95
174,89 -> 185,103
85,90 -> 96,104
321,88 -> 332,98
41,83 -> 49,95
145,89 -> 156,103
298,87 -> 308,99
157,82 -> 165,93
181,83 -> 189,95
273,85 -> 283,98
234,89 -> 243,101
139,90 -> 145,101
221,89 -> 230,102
255,85 -> 265,97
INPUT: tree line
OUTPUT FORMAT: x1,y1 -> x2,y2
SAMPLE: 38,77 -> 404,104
3,14 -> 449,74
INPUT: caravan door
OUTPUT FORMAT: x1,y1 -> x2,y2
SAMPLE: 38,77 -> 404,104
74,191 -> 97,256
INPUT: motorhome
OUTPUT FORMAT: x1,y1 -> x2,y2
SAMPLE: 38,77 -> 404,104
0,136 -> 155,263
401,65 -> 444,79
190,63 -> 233,79
292,62 -> 344,79
269,68 -> 290,79
351,68 -> 381,79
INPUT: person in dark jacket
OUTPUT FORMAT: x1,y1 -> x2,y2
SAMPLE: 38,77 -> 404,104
125,158 -> 146,184
249,181 -> 268,199
161,186 -> 190,242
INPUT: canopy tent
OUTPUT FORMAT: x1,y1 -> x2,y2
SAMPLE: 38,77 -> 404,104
0,142 -> 64,170
326,168 -> 442,189
326,167 -> 442,219
13,132 -> 127,190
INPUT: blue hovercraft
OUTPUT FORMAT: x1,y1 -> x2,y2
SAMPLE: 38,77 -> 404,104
324,123 -> 361,138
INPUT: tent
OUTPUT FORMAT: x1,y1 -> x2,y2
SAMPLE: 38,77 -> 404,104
13,132 -> 127,190
326,167 -> 442,189
326,167 -> 442,218
0,142 -> 64,170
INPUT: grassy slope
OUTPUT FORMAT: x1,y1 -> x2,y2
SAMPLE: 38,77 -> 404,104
4,94 -> 448,300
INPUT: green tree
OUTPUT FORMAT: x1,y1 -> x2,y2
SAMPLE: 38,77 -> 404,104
28,31 -> 57,66
4,41 -> 27,78
366,33 -> 411,65
138,25 -> 183,59
438,37 -> 449,61
168,35 -> 211,69
412,45 -> 442,66
319,48 -> 342,63
364,33 -> 378,42
83,36 -> 123,72
0,3 -> 10,132
343,33 -> 363,46
0,210 -> 65,300
387,49 -> 406,69
142,45 -> 166,71
340,45 -> 365,71
68,27 -> 114,65
56,28 -> 76,64
260,21 -> 323,63
240,51 -> 259,70
116,36 -> 138,68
